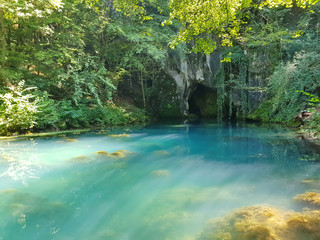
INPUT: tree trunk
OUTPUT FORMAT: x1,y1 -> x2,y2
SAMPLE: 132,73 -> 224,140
0,10 -> 6,66
129,66 -> 132,88
140,68 -> 146,108
0,10 -> 7,86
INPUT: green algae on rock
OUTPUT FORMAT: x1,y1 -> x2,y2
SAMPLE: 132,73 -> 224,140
108,134 -> 130,138
197,205 -> 320,240
95,151 -> 109,155
294,192 -> 320,207
198,205 -> 285,240
110,151 -> 126,158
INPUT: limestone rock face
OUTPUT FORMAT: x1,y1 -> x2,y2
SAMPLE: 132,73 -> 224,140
165,52 -> 221,116
164,49 -> 267,118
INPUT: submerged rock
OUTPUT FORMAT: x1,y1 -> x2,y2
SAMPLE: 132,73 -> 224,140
0,189 -> 67,218
117,149 -> 132,154
294,192 -> 320,207
110,151 -> 126,158
56,138 -> 78,143
65,139 -> 78,142
99,149 -> 133,158
285,210 -> 320,239
151,170 -> 170,177
109,150 -> 134,158
197,205 -> 320,240
108,134 -> 130,138
95,151 -> 109,155
71,150 -> 132,162
198,205 -> 285,240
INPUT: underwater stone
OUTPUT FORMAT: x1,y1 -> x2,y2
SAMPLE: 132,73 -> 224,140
294,192 -> 320,207
110,152 -> 126,158
95,151 -> 109,155
2,190 -> 67,218
117,149 -> 131,153
151,170 -> 170,177
108,134 -> 130,138
65,139 -> 78,142
285,210 -> 320,240
94,150 -> 132,159
200,205 -> 284,240
56,138 -> 78,143
197,205 -> 320,240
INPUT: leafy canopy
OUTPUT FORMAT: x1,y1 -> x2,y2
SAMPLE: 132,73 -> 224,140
165,0 -> 319,54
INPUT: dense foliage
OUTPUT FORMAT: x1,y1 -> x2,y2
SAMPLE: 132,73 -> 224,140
250,51 -> 320,124
243,2 -> 320,128
0,80 -> 39,134
179,0 -> 320,132
166,0 -> 318,54
0,0 -> 174,135
0,0 -> 319,136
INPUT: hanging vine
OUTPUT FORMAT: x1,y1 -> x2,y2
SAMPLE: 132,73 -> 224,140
216,63 -> 225,122
239,56 -> 248,116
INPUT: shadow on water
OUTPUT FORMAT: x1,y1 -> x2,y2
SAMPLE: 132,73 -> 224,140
0,121 -> 320,239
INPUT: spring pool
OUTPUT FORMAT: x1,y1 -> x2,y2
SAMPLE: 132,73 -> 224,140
0,122 -> 320,239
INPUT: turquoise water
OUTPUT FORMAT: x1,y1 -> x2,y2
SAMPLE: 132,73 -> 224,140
0,122 -> 320,240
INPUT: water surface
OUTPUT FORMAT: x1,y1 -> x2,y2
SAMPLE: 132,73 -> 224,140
1,122 -> 320,239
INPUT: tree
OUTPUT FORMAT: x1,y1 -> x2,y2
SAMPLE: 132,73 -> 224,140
165,0 -> 319,54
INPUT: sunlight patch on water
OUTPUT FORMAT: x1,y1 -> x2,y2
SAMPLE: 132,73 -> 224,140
0,140 -> 41,186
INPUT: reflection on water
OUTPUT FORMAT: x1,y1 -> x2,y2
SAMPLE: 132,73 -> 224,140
0,122 -> 320,239
0,139 -> 41,186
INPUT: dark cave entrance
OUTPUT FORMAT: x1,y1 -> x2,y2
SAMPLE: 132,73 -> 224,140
188,84 -> 218,118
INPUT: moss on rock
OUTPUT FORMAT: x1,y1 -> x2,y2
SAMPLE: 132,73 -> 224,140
198,204 -> 320,240
294,192 -> 320,207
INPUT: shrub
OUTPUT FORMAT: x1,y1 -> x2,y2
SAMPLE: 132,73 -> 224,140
34,91 -> 60,130
250,51 -> 320,125
298,92 -> 320,137
0,80 -> 39,134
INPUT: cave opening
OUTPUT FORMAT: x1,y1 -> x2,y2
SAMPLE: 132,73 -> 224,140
188,84 -> 218,118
